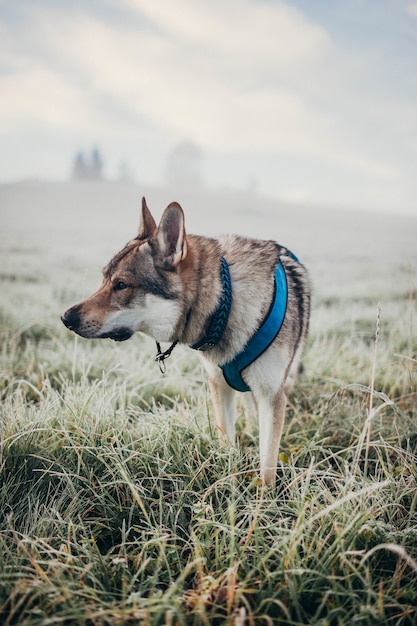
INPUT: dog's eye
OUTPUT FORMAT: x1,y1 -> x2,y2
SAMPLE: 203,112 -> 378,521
114,281 -> 128,291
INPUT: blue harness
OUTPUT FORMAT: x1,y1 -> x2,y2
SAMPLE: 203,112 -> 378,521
190,249 -> 298,393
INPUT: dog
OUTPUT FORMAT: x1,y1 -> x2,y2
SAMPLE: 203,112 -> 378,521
62,198 -> 311,486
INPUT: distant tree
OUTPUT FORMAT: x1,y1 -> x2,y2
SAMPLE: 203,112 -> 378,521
72,151 -> 87,180
165,141 -> 204,187
90,147 -> 103,180
72,147 -> 104,181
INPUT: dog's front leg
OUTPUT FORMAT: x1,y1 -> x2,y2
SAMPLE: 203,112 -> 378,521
256,390 -> 286,487
201,358 -> 237,443
208,374 -> 237,444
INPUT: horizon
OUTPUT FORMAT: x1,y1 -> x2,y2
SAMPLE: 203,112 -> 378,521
2,176 -> 417,220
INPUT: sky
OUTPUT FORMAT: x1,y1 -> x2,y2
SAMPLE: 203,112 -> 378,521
1,0 -> 417,215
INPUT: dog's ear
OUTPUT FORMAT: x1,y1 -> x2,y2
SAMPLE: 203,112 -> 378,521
151,202 -> 187,269
137,197 -> 157,240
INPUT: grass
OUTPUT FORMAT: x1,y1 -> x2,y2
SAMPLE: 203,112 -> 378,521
1,235 -> 417,625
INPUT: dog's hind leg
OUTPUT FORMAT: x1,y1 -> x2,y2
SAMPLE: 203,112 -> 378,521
285,347 -> 304,395
256,389 -> 286,487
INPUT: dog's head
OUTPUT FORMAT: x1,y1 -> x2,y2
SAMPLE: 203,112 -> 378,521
61,198 -> 188,343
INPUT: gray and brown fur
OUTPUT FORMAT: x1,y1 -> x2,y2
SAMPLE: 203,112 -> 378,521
62,198 -> 311,486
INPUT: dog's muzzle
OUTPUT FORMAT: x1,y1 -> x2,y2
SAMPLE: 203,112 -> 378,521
61,307 -> 132,342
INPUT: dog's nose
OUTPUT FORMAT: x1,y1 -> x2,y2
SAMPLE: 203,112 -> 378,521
61,307 -> 80,331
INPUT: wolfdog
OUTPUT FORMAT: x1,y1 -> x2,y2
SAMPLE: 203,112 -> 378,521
62,198 -> 311,486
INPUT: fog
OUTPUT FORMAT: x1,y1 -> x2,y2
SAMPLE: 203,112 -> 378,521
1,181 -> 416,301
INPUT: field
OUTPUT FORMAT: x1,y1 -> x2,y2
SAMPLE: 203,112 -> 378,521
1,182 -> 416,625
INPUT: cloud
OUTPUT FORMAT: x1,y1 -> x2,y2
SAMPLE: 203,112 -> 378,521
0,3 -> 348,158
0,65 -> 92,132
50,3 -> 413,182
407,2 -> 417,17
4,1 -> 329,112
120,0 -> 329,69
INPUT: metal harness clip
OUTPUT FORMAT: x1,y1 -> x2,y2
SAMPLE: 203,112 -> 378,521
155,340 -> 178,374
